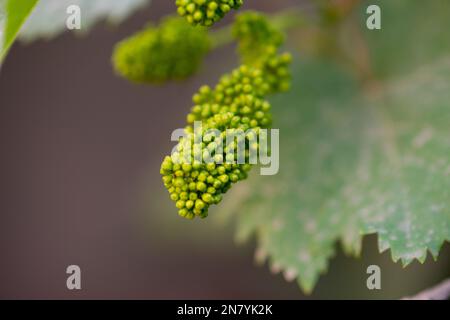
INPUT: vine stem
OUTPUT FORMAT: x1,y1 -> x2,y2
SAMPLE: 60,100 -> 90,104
403,278 -> 450,300
210,7 -> 307,49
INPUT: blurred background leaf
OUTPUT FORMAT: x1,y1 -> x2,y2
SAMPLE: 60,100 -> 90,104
19,0 -> 151,42
221,0 -> 450,293
362,0 -> 450,79
0,0 -> 38,62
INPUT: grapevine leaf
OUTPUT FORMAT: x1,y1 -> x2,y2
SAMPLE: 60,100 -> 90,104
363,0 -> 450,79
19,0 -> 151,42
0,0 -> 39,62
221,0 -> 450,293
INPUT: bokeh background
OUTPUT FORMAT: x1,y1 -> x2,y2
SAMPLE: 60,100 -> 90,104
0,0 -> 449,299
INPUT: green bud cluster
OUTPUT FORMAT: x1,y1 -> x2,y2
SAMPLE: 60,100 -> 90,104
260,47 -> 292,93
233,12 -> 292,92
176,0 -> 244,26
161,66 -> 270,219
233,11 -> 284,64
186,65 -> 273,128
161,11 -> 292,220
112,16 -> 211,84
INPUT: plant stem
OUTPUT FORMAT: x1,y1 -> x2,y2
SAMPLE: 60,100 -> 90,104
210,7 -> 307,49
210,24 -> 234,49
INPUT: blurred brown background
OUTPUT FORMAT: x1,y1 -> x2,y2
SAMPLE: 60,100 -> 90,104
0,0 -> 448,299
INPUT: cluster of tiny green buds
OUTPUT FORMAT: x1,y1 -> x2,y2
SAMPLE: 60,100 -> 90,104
233,11 -> 284,64
161,62 -> 290,220
233,11 -> 292,93
112,16 -> 211,84
186,65 -> 273,130
176,0 -> 244,26
261,47 -> 292,93
161,153 -> 253,219
161,11 -> 292,220
161,64 -> 271,219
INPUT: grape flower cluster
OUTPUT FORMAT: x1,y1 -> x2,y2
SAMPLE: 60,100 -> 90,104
161,11 -> 292,219
176,0 -> 244,26
112,16 -> 211,84
233,10 -> 284,64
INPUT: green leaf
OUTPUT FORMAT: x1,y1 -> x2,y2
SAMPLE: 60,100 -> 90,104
19,0 -> 151,42
363,0 -> 450,79
221,0 -> 450,293
0,0 -> 39,62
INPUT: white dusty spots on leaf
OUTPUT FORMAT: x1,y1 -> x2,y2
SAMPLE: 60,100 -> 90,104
272,218 -> 285,231
254,247 -> 268,265
283,268 -> 298,282
221,36 -> 450,292
270,262 -> 282,274
297,249 -> 311,263
412,127 -> 433,149
304,219 -> 317,233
